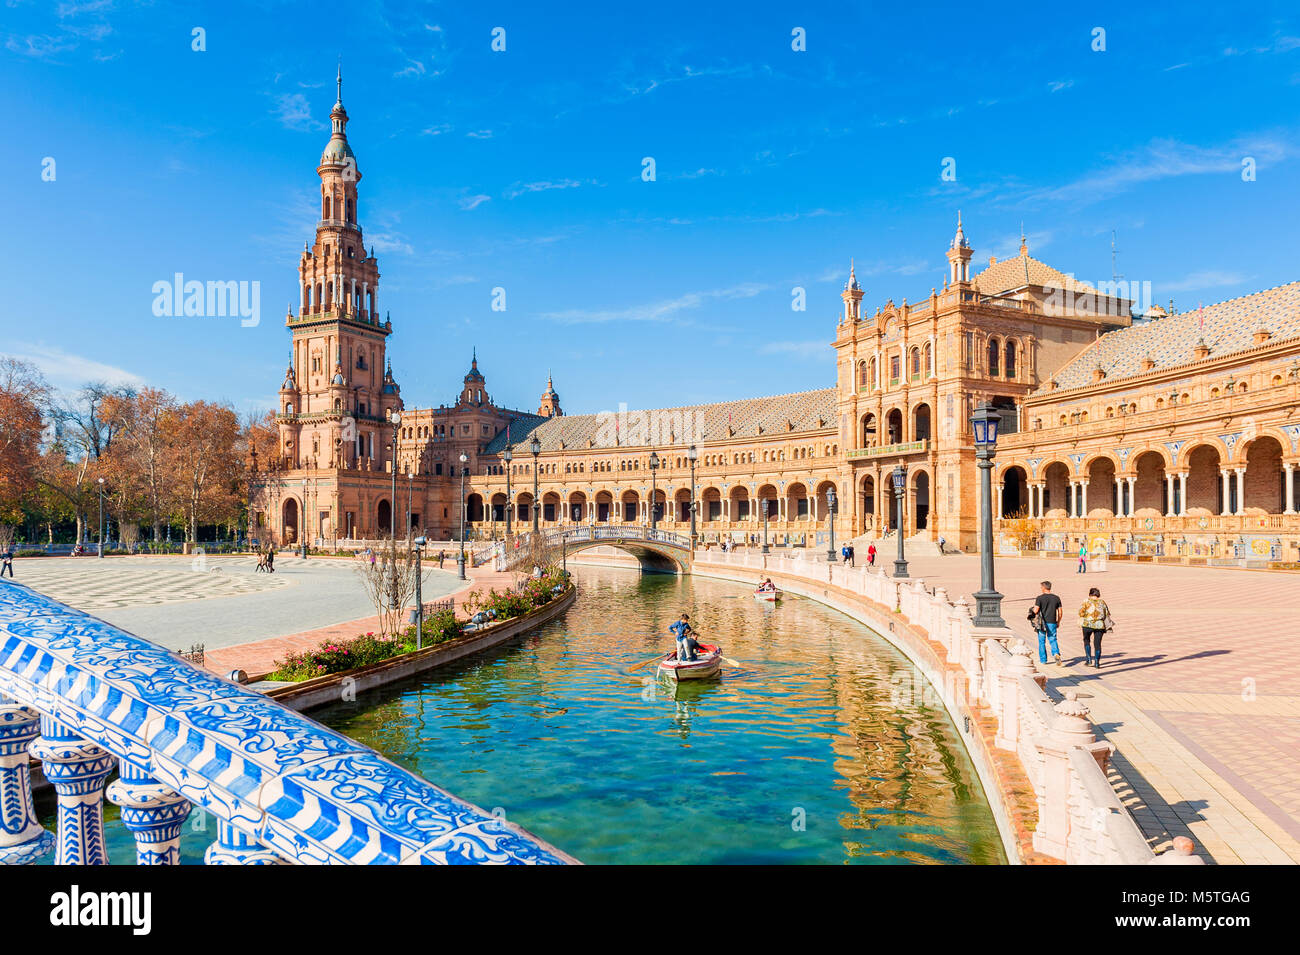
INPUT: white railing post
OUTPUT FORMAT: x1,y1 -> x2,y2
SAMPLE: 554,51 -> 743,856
204,818 -> 288,866
106,760 -> 193,865
29,714 -> 116,865
1033,690 -> 1105,860
995,641 -> 1038,750
0,700 -> 55,864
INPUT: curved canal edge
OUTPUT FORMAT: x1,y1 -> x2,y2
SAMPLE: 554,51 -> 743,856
691,557 -> 1055,866
263,585 -> 579,712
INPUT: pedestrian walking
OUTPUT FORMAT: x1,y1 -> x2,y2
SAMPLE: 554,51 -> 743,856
1026,580 -> 1063,665
1077,587 -> 1115,668
1,545 -> 15,578
438,549 -> 446,569
846,544 -> 855,567
938,536 -> 947,556
1077,541 -> 1088,573
867,543 -> 876,567
265,547 -> 275,574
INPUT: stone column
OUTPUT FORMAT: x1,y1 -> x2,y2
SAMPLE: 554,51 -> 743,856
1078,479 -> 1089,517
0,701 -> 55,864
28,715 -> 116,865
1234,468 -> 1246,515
1220,469 -> 1232,515
204,819 -> 286,866
1178,472 -> 1188,516
1165,473 -> 1176,516
1033,691 -> 1109,861
1113,476 -> 1123,516
106,761 -> 192,865
1285,463 -> 1296,515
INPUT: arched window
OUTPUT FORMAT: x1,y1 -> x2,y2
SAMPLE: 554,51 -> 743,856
910,347 -> 921,379
870,357 -> 878,389
858,361 -> 868,387
924,341 -> 933,377
1005,340 -> 1017,378
988,337 -> 1001,376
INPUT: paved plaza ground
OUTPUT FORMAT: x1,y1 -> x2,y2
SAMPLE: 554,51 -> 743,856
7,554 -> 464,652
876,551 -> 1300,865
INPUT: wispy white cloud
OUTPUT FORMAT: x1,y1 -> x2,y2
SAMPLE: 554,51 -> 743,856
542,283 -> 769,325
1159,270 -> 1251,293
1048,79 -> 1074,93
459,194 -> 491,210
421,123 -> 452,136
368,232 -> 414,256
505,179 -> 596,199
272,93 -> 324,132
11,343 -> 145,394
466,129 -> 493,139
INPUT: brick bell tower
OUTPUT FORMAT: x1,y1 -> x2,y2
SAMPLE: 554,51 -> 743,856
279,69 -> 400,472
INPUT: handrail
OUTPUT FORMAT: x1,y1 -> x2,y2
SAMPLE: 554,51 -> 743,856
0,579 -> 574,865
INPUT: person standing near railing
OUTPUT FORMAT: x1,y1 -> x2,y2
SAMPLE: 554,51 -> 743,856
1,544 -> 14,578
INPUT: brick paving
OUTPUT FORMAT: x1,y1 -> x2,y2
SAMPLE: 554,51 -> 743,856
873,551 -> 1300,864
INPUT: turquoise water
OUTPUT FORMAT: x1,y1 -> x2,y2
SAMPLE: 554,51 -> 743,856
38,566 -> 1004,864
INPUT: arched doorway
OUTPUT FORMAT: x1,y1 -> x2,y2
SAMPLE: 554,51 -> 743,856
1243,437 -> 1284,513
1085,458 -> 1116,515
786,482 -> 808,522
886,408 -> 904,445
701,487 -> 722,523
1133,451 -> 1166,513
1000,466 -> 1028,518
376,499 -> 392,534
756,484 -> 778,524
466,493 -> 484,523
729,486 -> 750,522
674,488 -> 691,522
595,490 -> 613,522
569,491 -> 587,522
542,491 -> 561,524
861,413 -> 878,447
1043,462 -> 1070,516
1186,445 -> 1222,513
860,474 -> 876,534
516,492 -> 533,524
620,489 -> 639,523
490,492 -> 507,523
913,403 -> 931,443
913,471 -> 930,530
282,498 -> 299,544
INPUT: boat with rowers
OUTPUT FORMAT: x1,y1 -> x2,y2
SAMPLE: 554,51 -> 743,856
657,643 -> 723,680
754,579 -> 782,602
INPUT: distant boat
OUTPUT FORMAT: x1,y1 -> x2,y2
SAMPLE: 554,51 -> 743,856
753,587 -> 782,602
657,643 -> 723,681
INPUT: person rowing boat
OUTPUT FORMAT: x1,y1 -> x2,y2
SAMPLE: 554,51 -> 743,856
757,578 -> 776,592
668,612 -> 699,662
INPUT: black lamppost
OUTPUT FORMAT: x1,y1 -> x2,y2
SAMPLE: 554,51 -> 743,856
504,445 -> 513,537
892,462 -> 909,578
412,536 -> 425,649
406,472 -> 413,540
761,497 -> 770,554
97,477 -> 105,558
688,444 -> 698,547
649,451 -> 660,531
386,409 -> 401,537
457,451 -> 468,580
530,434 -> 541,535
825,487 -> 837,562
971,401 -> 1005,627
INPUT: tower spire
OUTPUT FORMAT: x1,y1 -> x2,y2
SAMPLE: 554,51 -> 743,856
336,61 -> 343,108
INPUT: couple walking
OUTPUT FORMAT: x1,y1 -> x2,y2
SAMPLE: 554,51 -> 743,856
1027,580 -> 1115,668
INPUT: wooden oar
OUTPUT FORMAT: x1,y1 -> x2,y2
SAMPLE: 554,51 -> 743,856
694,634 -> 741,669
627,653 -> 666,673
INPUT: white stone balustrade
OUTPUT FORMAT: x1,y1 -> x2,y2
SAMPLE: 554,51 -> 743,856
692,549 -> 1202,866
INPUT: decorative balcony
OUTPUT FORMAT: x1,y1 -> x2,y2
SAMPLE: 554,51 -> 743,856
847,439 -> 930,461
0,580 -> 573,865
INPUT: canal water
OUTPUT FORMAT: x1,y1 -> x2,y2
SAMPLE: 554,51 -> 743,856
41,566 -> 1005,864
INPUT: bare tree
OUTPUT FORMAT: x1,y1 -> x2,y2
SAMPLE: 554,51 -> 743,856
354,535 -> 421,637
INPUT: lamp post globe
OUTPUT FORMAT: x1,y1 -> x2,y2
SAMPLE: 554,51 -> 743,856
971,401 -> 1005,627
503,445 -> 513,537
648,451 -> 660,531
825,486 -> 837,562
457,451 -> 469,580
891,462 -> 909,578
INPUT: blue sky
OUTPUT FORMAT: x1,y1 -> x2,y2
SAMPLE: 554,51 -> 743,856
4,1 -> 1300,416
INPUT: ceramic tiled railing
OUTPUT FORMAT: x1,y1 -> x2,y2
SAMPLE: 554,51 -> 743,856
693,551 -> 1203,866
0,580 -> 574,865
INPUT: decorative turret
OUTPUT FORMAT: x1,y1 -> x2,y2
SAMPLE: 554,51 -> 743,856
461,349 -> 487,405
946,210 -> 973,285
538,373 -> 562,418
840,259 -> 863,323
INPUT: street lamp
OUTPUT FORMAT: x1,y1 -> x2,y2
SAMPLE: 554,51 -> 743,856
503,445 -> 513,537
97,477 -> 105,558
892,461 -> 909,578
688,444 -> 698,547
825,486 -> 837,562
971,401 -> 1005,627
412,536 -> 426,650
530,434 -> 542,535
457,451 -> 468,580
386,409 -> 401,538
648,451 -> 660,531
406,472 -> 413,541
761,497 -> 770,554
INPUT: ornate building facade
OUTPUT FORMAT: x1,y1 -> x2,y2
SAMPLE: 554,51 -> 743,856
253,88 -> 1300,561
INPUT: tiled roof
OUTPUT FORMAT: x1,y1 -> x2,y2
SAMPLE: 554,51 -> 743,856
482,388 -> 838,454
1043,280 -> 1300,391
973,250 -> 1099,297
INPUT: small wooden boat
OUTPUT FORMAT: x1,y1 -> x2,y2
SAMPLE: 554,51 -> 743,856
753,587 -> 782,602
658,643 -> 723,681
